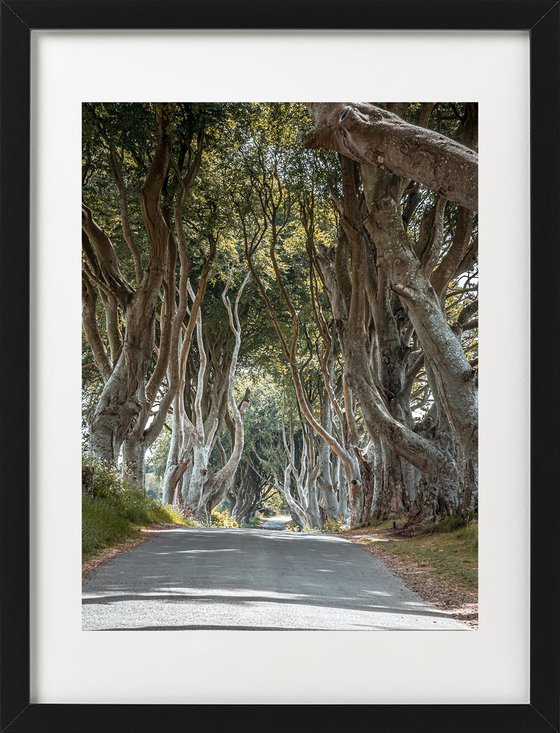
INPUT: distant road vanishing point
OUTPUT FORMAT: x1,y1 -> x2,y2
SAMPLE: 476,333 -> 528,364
82,527 -> 468,631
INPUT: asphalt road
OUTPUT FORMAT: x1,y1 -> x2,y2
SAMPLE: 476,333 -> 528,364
82,527 -> 468,631
260,515 -> 292,531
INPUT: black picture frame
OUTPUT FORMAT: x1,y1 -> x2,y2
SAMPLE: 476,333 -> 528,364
1,1 -> 558,731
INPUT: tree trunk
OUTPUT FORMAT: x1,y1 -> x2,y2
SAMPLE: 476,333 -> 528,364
122,437 -> 146,490
89,291 -> 156,464
85,111 -> 171,466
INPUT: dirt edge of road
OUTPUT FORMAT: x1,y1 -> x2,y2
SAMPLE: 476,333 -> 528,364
82,523 -> 181,582
344,532 -> 478,629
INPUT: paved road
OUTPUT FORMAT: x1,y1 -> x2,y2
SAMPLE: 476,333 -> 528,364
260,515 -> 292,531
82,527 -> 468,631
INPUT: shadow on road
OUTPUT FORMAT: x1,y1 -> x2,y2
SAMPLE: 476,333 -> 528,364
83,528 -> 462,629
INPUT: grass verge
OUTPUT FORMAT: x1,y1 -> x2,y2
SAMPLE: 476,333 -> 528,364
82,459 -> 188,561
373,520 -> 478,591
82,491 -> 187,560
344,519 -> 478,627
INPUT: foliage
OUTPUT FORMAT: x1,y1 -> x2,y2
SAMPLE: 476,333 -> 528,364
285,520 -> 302,532
82,496 -> 136,559
244,515 -> 263,528
82,457 -> 186,559
259,491 -> 284,517
323,518 -> 346,534
82,101 -> 478,529
210,508 -> 239,528
147,430 -> 171,480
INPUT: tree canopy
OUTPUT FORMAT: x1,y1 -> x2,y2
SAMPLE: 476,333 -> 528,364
82,102 -> 478,528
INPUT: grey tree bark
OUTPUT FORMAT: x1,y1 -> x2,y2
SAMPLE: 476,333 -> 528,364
307,103 -> 478,525
303,102 -> 478,212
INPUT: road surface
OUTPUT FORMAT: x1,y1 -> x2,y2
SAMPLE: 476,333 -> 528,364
260,515 -> 292,531
82,527 -> 468,631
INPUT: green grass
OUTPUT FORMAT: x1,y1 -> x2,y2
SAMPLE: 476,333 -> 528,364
82,458 -> 187,560
374,520 -> 478,591
82,491 -> 187,560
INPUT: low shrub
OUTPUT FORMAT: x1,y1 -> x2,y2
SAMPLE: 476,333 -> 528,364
323,518 -> 346,533
285,520 -> 302,532
210,508 -> 239,528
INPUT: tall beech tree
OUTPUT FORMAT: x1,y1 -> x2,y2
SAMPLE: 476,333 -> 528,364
162,273 -> 251,522
305,102 -> 478,522
82,106 -> 172,466
82,103 -> 217,484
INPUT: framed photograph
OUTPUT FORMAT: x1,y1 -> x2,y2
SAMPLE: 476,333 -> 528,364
1,1 -> 558,731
